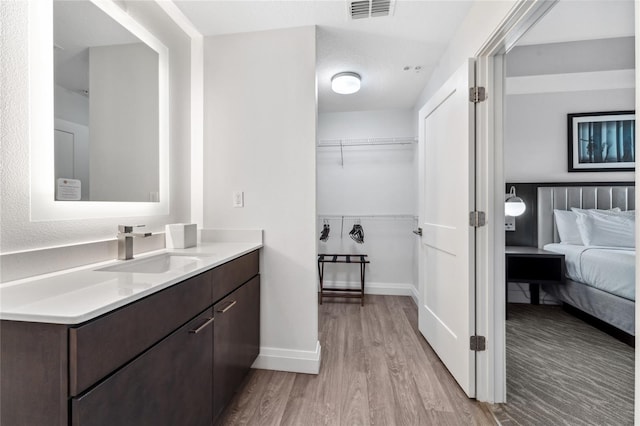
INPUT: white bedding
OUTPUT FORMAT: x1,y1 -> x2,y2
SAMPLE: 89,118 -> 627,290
544,243 -> 636,301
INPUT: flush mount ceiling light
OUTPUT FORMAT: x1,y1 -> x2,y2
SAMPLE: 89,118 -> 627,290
331,72 -> 361,94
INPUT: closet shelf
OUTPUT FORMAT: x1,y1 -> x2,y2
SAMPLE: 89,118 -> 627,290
317,137 -> 417,147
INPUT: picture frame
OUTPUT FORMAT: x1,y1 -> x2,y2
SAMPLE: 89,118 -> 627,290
568,111 -> 635,172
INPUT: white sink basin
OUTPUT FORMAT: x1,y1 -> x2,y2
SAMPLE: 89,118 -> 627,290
97,253 -> 214,274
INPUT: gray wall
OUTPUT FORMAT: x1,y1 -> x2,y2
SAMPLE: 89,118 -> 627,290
505,37 -> 635,183
507,37 -> 634,77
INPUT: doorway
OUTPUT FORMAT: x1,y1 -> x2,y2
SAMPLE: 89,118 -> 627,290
479,2 -> 635,422
499,1 -> 636,422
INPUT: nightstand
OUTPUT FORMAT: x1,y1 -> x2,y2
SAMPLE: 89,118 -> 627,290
505,246 -> 566,318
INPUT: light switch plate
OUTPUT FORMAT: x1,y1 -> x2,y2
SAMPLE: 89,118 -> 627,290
233,191 -> 244,208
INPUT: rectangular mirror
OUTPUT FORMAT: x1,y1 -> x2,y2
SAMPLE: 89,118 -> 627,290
54,0 -> 159,202
29,0 -> 169,220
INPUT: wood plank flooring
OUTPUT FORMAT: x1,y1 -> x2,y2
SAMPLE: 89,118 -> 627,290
217,295 -> 496,425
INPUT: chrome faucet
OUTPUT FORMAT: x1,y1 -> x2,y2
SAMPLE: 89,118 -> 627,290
117,225 -> 152,260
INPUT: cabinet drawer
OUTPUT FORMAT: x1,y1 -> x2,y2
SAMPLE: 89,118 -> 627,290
69,270 -> 212,396
211,250 -> 259,302
71,308 -> 214,426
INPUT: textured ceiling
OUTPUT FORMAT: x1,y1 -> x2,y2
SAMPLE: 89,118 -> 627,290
174,0 -> 474,113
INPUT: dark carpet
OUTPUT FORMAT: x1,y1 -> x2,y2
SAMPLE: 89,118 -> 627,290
491,304 -> 634,426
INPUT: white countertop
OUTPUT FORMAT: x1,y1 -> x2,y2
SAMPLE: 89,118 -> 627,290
0,242 -> 262,325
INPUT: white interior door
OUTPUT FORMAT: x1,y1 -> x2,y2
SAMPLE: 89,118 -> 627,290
418,59 -> 476,397
54,129 -> 75,180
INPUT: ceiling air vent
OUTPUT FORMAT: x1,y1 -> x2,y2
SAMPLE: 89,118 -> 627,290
371,0 -> 392,17
350,0 -> 370,19
349,0 -> 395,19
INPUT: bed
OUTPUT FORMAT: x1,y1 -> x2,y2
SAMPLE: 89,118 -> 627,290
537,185 -> 635,338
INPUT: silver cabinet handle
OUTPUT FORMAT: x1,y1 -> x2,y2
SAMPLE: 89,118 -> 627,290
189,317 -> 214,334
217,300 -> 237,313
413,228 -> 423,236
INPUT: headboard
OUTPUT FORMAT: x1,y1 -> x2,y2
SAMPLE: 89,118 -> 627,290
537,185 -> 635,248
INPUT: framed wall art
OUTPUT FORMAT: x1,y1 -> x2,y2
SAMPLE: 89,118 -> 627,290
568,111 -> 635,172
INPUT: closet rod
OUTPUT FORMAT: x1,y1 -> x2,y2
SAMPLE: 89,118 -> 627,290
317,137 -> 417,147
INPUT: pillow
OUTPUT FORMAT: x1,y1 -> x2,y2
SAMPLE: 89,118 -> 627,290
575,212 -> 635,248
553,210 -> 583,245
602,208 -> 635,218
570,207 -> 621,216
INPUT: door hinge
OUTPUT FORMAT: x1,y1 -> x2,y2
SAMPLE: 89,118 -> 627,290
469,211 -> 486,227
469,86 -> 487,103
470,335 -> 486,351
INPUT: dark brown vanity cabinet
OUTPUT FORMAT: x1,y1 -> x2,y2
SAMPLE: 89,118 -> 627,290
69,268 -> 213,397
0,250 -> 260,426
213,275 -> 260,420
71,308 -> 215,426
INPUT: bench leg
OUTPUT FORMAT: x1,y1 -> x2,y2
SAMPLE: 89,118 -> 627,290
318,261 -> 324,305
360,262 -> 365,306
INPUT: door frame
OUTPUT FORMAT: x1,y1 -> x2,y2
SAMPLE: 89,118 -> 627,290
472,0 -> 559,403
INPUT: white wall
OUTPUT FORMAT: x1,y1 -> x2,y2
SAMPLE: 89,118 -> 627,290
89,43 -> 159,202
0,1 -> 192,281
54,118 -> 90,200
319,109 -> 414,140
203,26 -> 319,371
508,37 -> 634,77
318,109 -> 418,295
318,110 -> 415,214
53,86 -> 91,199
54,84 -> 89,125
413,1 -> 519,118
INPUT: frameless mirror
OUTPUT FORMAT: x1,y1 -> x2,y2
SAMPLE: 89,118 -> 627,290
29,0 -> 168,220
53,0 -> 160,202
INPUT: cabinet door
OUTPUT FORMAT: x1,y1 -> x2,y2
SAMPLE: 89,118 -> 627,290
0,321 -> 68,426
213,275 -> 260,420
72,308 -> 214,426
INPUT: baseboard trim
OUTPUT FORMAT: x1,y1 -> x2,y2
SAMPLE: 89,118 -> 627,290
252,340 -> 321,374
410,285 -> 419,306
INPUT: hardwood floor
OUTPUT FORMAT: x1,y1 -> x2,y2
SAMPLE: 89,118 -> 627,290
218,295 -> 496,425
